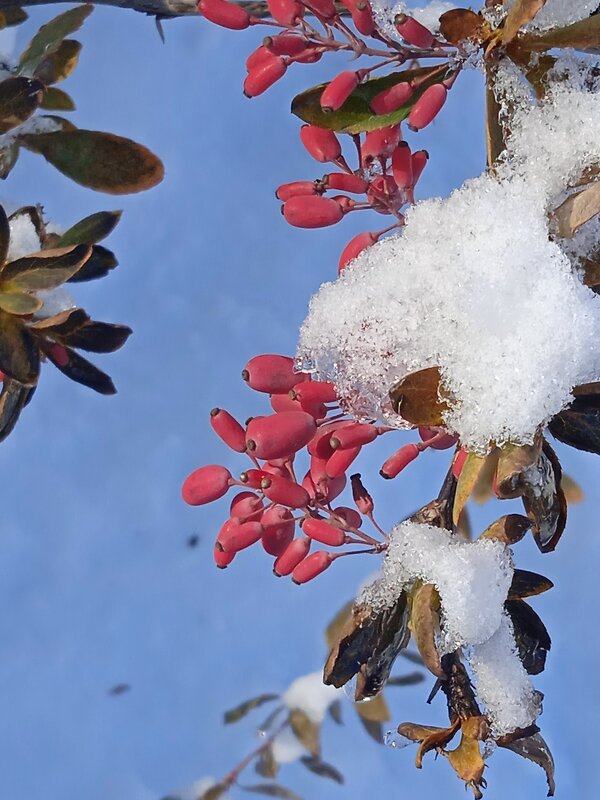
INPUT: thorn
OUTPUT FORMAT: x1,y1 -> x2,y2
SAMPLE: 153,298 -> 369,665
155,15 -> 166,43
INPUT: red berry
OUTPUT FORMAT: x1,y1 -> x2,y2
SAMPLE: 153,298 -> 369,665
240,468 -> 270,489
218,518 -> 264,552
274,537 -> 311,576
362,125 -> 401,165
261,506 -> 295,555
246,45 -> 273,72
331,505 -> 362,530
264,32 -> 308,55
380,442 -> 420,479
261,474 -> 310,508
309,453 -> 329,484
319,473 -> 346,503
346,0 -> 375,36
330,422 -> 377,449
325,173 -> 369,193
411,149 -> 429,185
391,141 -> 413,191
230,490 -> 264,520
338,232 -> 377,272
308,420 -> 353,458
267,0 -> 304,25
292,551 -> 334,584
301,470 -> 318,502
214,542 -> 235,569
320,71 -> 360,112
302,516 -> 345,546
283,196 -> 343,229
326,445 -> 361,478
300,125 -> 342,163
407,84 -> 447,131
290,380 -> 338,405
244,56 -> 287,98
394,13 -> 435,48
418,427 -> 458,450
210,407 -> 246,452
246,411 -> 316,459
270,392 -> 302,413
198,0 -> 250,29
262,462 -> 291,479
242,354 -> 308,394
331,195 -> 355,214
182,465 -> 232,505
305,0 -> 336,18
294,46 -> 323,64
452,449 -> 468,480
351,473 -> 374,515
370,82 -> 414,115
48,343 -> 69,367
276,181 -> 318,201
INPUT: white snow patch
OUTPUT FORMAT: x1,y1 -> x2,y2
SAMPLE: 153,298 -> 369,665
281,671 -> 341,723
0,114 -> 61,156
7,211 -> 41,261
36,288 -> 76,318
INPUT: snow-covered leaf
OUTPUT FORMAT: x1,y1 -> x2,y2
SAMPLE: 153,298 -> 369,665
519,11 -> 600,51
502,0 -> 547,44
223,694 -> 280,725
495,440 -> 542,500
0,76 -> 43,134
521,442 -> 566,553
552,182 -> 600,237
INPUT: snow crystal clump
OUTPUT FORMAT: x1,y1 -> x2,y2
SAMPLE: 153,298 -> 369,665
0,114 -> 61,156
282,671 -> 341,723
361,522 -> 538,735
371,0 -> 457,39
506,0 -> 598,31
299,70 -> 600,451
7,211 -> 41,261
361,521 -> 513,650
470,614 -> 541,737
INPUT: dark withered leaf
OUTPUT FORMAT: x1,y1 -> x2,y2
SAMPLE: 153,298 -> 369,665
61,321 -> 132,354
0,7 -> 28,29
0,309 -> 39,384
506,599 -> 551,675
67,244 -> 117,282
59,210 -> 122,247
328,699 -> 343,725
521,441 -> 566,553
0,77 -> 44,134
386,671 -> 425,687
508,570 -> 554,600
0,377 -> 34,442
240,784 -> 302,800
18,5 -> 92,74
498,731 -> 555,796
502,0 -> 548,44
20,129 -> 164,194
40,86 -> 75,111
389,366 -> 450,427
0,203 -> 9,266
223,693 -> 279,725
440,652 -> 481,722
255,745 -> 279,779
479,514 -> 532,545
300,756 -> 344,784
289,708 -> 320,757
548,394 -> 600,454
2,244 -> 91,290
45,344 -> 116,394
29,307 -> 88,334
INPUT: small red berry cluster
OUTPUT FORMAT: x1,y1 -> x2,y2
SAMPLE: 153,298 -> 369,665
182,354 -> 458,584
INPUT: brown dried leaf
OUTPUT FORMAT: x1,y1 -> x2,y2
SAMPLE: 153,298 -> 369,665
495,438 -> 542,499
479,514 -> 532,545
453,452 -> 486,526
324,600 -> 353,650
0,377 -> 33,442
502,0 -> 547,44
552,182 -> 600,238
410,583 -> 446,679
439,9 -> 491,45
508,569 -> 554,600
2,244 -> 91,290
0,309 -> 39,384
289,708 -> 320,757
0,290 -> 42,315
398,720 -> 460,768
389,366 -> 450,427
445,728 -> 486,799
200,784 -> 229,800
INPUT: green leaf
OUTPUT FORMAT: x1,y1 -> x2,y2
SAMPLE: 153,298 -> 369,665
67,245 -> 118,283
0,76 -> 44,134
0,204 -> 9,266
0,7 -> 28,30
21,129 -> 164,194
300,756 -> 344,784
2,244 -> 91,290
223,693 -> 280,725
519,12 -> 600,51
59,210 -> 122,247
18,5 -> 93,75
0,378 -> 34,443
291,65 -> 448,134
0,308 -> 39,384
0,291 -> 42,315
44,343 -> 116,394
33,39 -> 81,85
240,784 -> 302,800
40,86 -> 75,111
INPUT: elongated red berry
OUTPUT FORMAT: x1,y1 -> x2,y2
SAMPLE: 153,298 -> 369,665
362,125 -> 401,165
407,84 -> 447,131
246,411 -> 316,459
270,392 -> 302,413
302,471 -> 318,502
246,45 -> 273,72
411,149 -> 429,184
219,519 -> 264,552
292,551 -> 334,584
240,468 -> 270,489
380,443 -> 420,479
264,32 -> 308,55
276,181 -> 318,201
290,381 -> 338,405
182,465 -> 232,505
395,13 -> 435,48
230,490 -> 264,520
338,232 -> 377,272
351,473 -> 374,514
325,173 -> 368,193
267,0 -> 304,24
283,195 -> 343,228
332,505 -> 362,530
210,408 -> 246,452
318,473 -> 346,503
274,537 -> 311,576
330,422 -> 377,450
300,125 -> 342,163
320,71 -> 360,112
302,516 -> 345,546
391,141 -> 413,191
309,453 -> 328,485
214,542 -> 235,568
295,46 -> 323,64
370,82 -> 414,115
244,56 -> 287,98
452,449 -> 468,480
306,0 -> 336,18
198,0 -> 250,29
261,474 -> 310,508
326,445 -> 361,478
261,506 -> 295,555
308,420 -> 352,458
262,462 -> 290,479
346,0 -> 375,36
242,354 -> 308,394
418,426 -> 457,450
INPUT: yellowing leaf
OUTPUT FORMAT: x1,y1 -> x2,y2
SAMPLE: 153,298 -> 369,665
389,366 -> 450,426
552,182 -> 600,238
0,291 -> 42,315
453,452 -> 486,525
502,0 -> 547,44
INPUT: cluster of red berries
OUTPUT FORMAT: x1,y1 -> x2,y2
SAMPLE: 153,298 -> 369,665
182,354 -> 458,584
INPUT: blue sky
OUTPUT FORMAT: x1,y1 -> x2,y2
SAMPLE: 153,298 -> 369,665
0,3 -> 599,799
